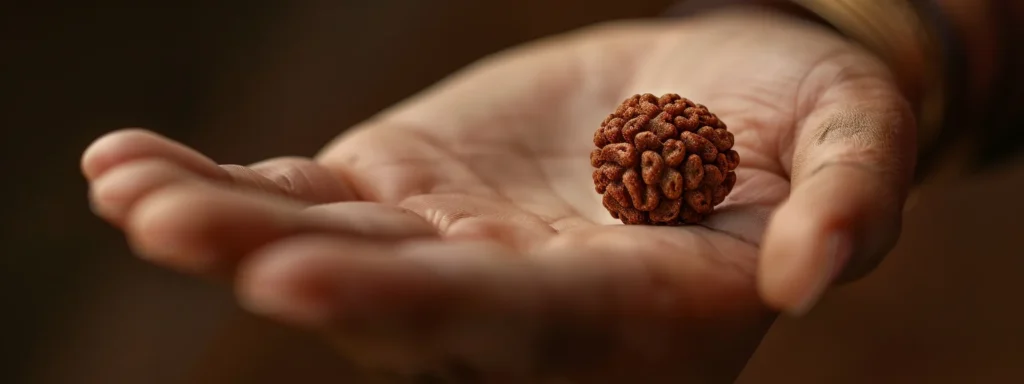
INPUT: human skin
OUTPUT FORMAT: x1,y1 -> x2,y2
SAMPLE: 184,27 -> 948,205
82,7 -> 914,383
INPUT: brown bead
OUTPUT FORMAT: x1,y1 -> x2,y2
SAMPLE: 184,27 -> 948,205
590,148 -> 604,167
712,184 -> 730,205
716,150 -> 740,171
649,198 -> 682,223
592,93 -> 740,225
640,151 -> 664,185
649,119 -> 678,141
600,143 -> 638,168
661,139 -> 686,167
684,189 -> 712,214
622,115 -> 650,144
657,93 -> 680,108
623,169 -> 660,212
634,131 -> 661,152
683,154 -> 704,191
697,126 -> 734,151
659,168 -> 684,200
680,131 -> 719,162
592,163 -> 626,194
680,206 -> 703,224
702,164 -> 725,187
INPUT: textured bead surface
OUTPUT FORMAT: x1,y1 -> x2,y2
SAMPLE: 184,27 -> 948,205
591,93 -> 739,225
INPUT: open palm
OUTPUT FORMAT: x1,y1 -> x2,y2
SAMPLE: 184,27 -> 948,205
83,8 -> 915,383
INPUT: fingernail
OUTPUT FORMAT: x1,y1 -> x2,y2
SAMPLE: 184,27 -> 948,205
786,232 -> 852,317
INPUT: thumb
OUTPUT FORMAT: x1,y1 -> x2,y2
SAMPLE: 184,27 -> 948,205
759,74 -> 917,316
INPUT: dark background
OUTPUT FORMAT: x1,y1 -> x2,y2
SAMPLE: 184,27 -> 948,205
3,1 -> 1022,383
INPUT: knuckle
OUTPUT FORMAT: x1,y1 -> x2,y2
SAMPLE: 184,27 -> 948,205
252,157 -> 332,202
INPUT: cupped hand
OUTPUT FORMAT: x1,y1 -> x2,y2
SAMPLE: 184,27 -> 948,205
82,7 -> 914,383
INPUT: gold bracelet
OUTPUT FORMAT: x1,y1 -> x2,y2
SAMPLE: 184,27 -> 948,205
788,0 -> 946,163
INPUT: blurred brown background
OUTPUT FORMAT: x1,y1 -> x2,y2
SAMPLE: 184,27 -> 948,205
3,1 -> 1021,383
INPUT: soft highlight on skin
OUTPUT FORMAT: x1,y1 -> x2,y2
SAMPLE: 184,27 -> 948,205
81,7 -> 916,382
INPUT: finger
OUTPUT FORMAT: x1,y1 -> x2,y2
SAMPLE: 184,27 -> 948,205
236,231 -> 770,381
84,129 -> 364,205
82,128 -> 228,181
236,236 -> 534,376
760,75 -> 916,316
304,202 -> 440,240
126,182 -> 437,277
89,158 -> 202,225
400,194 -> 557,252
224,156 -> 363,203
89,155 -> 355,227
238,237 -> 527,327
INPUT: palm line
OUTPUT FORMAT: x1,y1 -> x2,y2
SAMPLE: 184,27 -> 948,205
366,122 -> 597,230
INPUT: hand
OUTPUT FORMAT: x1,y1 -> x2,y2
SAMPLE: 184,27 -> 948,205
82,7 -> 914,383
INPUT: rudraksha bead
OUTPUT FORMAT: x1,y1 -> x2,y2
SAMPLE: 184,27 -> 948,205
591,93 -> 739,225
